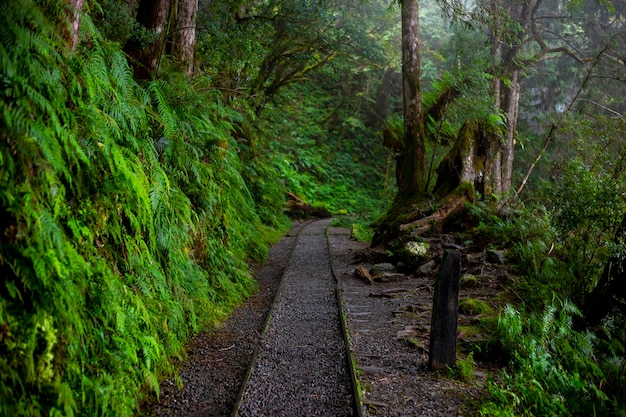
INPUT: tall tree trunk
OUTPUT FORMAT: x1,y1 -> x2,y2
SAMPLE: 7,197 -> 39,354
126,0 -> 140,18
124,0 -> 172,80
396,0 -> 426,199
171,0 -> 198,75
495,0 -> 536,195
501,68 -> 520,193
67,0 -> 85,50
489,0 -> 503,195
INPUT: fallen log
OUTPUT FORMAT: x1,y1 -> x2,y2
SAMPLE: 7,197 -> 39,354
398,183 -> 474,235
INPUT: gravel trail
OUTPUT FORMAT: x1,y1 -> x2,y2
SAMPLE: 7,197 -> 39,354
235,219 -> 355,417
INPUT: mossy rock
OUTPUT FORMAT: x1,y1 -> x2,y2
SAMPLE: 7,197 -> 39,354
459,298 -> 492,315
460,273 -> 478,289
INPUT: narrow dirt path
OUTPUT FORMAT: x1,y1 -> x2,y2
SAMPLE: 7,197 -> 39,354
235,219 -> 355,417
328,225 -> 489,416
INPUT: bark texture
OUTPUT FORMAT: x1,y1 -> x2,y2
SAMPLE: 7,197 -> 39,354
432,119 -> 502,198
171,0 -> 198,75
500,68 -> 520,193
124,0 -> 172,79
67,0 -> 85,50
397,0 -> 426,198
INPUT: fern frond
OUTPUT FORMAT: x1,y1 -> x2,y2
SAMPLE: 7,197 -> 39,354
149,81 -> 178,141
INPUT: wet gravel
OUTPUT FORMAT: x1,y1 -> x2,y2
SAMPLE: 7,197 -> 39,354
236,219 -> 354,417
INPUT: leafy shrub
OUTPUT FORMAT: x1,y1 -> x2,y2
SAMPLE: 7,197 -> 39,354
481,300 -> 608,416
550,158 -> 626,299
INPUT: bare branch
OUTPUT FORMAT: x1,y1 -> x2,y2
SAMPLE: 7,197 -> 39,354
513,44 -> 610,200
577,99 -> 624,118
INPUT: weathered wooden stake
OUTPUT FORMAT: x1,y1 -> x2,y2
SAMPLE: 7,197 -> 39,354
429,249 -> 461,371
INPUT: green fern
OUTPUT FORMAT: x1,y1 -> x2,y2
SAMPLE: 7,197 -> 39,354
1,1 -> 285,415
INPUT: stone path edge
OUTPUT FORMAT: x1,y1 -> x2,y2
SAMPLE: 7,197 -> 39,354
326,226 -> 365,417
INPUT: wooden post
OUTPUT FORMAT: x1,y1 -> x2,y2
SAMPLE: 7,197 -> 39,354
429,249 -> 461,371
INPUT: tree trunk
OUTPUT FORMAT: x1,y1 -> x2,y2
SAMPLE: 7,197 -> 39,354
432,119 -> 502,198
372,68 -> 401,130
67,0 -> 85,51
373,119 -> 501,245
396,0 -> 426,199
399,185 -> 474,236
500,68 -> 520,194
171,0 -> 198,75
124,0 -> 172,80
489,0 -> 503,195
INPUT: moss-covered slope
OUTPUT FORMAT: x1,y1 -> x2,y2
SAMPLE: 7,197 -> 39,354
0,3 -> 287,415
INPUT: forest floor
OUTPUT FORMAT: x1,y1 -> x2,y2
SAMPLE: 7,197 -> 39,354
139,219 -> 509,417
328,225 -> 509,416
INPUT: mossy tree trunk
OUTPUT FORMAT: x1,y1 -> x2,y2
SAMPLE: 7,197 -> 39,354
396,0 -> 426,199
373,0 -> 509,247
373,118 -> 503,246
432,119 -> 503,199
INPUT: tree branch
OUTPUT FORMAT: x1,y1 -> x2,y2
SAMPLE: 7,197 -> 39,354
513,44 -> 609,200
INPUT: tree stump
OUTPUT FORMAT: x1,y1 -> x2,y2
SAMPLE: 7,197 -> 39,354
429,250 -> 461,371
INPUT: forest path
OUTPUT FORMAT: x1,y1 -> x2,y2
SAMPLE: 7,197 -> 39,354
234,219 -> 355,416
139,222 -> 306,416
140,219 -> 495,417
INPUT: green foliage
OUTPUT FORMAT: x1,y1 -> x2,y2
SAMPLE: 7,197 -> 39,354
261,76 -> 394,226
595,315 -> 626,411
0,2 -> 284,415
482,300 -> 608,416
92,0 -> 154,46
551,157 -> 626,284
459,298 -> 492,316
451,352 -> 475,382
469,201 -> 581,308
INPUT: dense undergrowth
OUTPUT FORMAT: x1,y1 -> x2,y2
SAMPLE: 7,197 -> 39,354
0,3 -> 288,416
262,74 -> 395,240
468,167 -> 626,415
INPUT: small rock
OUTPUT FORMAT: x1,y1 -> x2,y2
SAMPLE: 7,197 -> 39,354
370,263 -> 395,275
405,241 -> 430,257
486,249 -> 506,264
417,260 -> 436,275
460,273 -> 478,289
459,298 -> 492,315
466,253 -> 483,264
